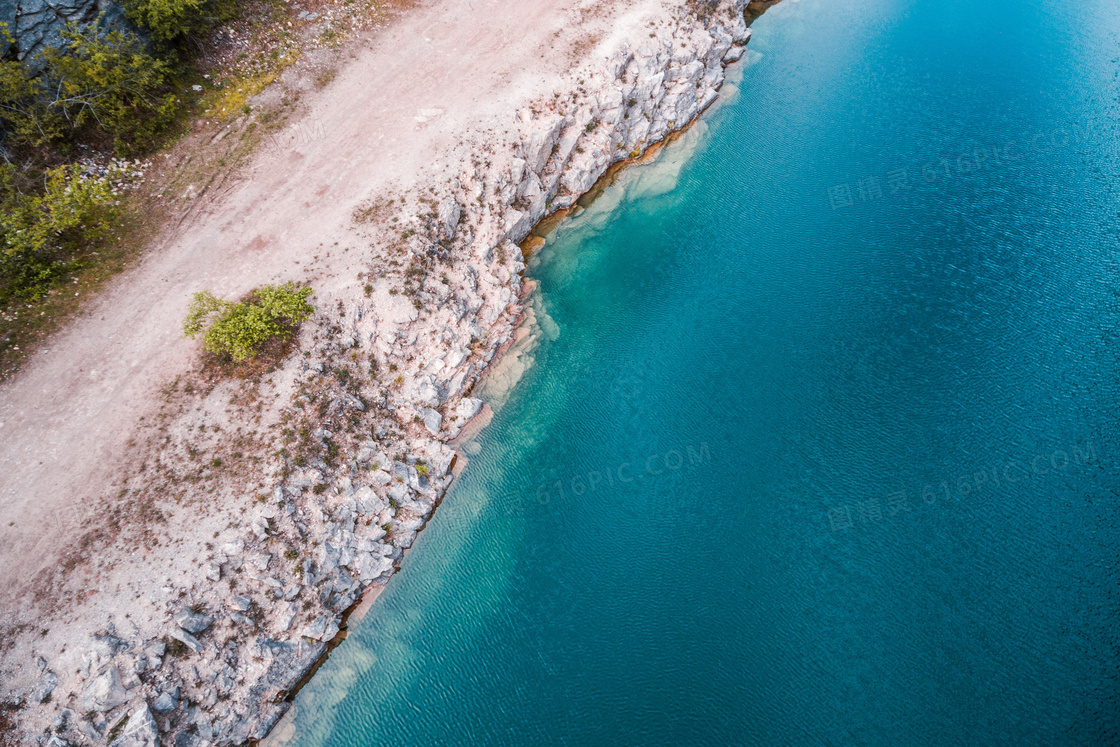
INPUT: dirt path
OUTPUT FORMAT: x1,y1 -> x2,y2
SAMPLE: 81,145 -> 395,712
0,0 -> 649,605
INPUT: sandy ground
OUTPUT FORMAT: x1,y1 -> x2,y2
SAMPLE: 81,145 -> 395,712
0,0 -> 660,611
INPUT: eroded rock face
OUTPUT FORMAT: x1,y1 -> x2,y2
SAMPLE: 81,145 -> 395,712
0,0 -> 142,70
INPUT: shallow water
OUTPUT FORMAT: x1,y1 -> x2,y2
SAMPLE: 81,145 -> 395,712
277,0 -> 1120,743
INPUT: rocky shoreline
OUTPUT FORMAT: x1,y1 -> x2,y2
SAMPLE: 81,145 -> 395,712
1,2 -> 768,745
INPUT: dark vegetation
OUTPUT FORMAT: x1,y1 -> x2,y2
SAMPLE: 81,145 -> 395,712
0,0 -> 238,345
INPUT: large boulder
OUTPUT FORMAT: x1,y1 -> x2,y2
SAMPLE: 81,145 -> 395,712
172,607 -> 214,635
30,669 -> 58,703
116,703 -> 159,747
80,666 -> 129,713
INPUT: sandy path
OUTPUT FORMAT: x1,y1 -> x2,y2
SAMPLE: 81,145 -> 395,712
0,0 -> 644,604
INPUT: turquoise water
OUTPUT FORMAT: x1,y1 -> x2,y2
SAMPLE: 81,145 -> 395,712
281,0 -> 1120,743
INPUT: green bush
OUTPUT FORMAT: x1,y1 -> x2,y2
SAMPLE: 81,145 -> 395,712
0,39 -> 65,149
39,25 -> 177,154
0,162 -> 118,302
1,22 -> 176,154
121,0 -> 238,43
184,283 -> 314,361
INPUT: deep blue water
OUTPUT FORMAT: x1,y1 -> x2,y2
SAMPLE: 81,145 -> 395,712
279,0 -> 1120,743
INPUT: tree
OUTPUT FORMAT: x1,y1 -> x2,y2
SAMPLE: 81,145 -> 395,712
39,25 -> 176,153
0,29 -> 65,148
184,283 -> 314,361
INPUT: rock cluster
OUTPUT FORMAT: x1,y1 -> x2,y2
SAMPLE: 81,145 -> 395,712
512,23 -> 751,218
4,1 -> 760,745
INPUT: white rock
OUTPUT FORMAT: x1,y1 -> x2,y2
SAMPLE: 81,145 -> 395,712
403,372 -> 446,407
444,347 -> 468,369
117,703 -> 159,747
422,408 -> 442,435
522,114 -> 566,173
438,197 -> 461,238
455,397 -> 483,422
81,667 -> 129,713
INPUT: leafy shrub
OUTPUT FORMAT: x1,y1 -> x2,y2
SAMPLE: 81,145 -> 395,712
184,283 -> 314,361
0,37 -> 65,149
121,0 -> 238,43
39,25 -> 177,153
0,162 -> 118,302
1,22 -> 176,154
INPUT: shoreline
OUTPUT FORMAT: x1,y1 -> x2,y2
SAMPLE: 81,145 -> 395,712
0,1 -> 778,745
259,7 -> 766,742
260,50 -> 752,747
